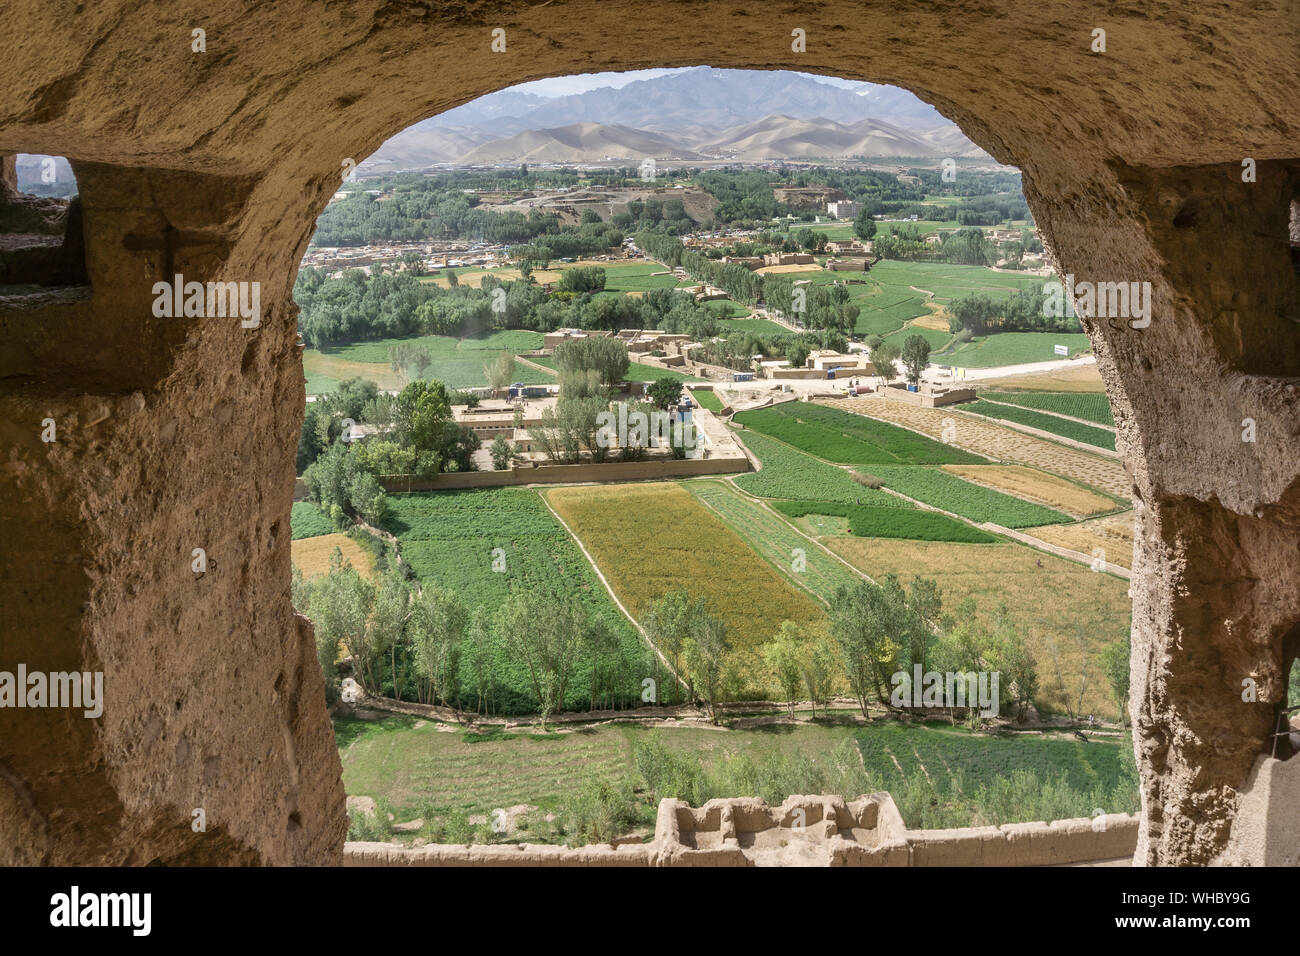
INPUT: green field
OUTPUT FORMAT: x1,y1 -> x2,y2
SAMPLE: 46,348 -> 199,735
290,501 -> 334,539
832,260 -> 1048,338
854,722 -> 1136,828
304,329 -> 550,394
734,430 -> 912,506
685,480 -> 863,605
734,401 -> 985,466
935,332 -> 1092,368
981,391 -> 1116,427
770,499 -> 998,543
380,489 -> 648,713
337,715 -> 1137,841
690,389 -> 724,413
962,400 -> 1117,451
859,465 -> 1070,528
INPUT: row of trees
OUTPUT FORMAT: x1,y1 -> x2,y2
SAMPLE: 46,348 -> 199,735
947,287 -> 1082,335
297,554 -> 654,722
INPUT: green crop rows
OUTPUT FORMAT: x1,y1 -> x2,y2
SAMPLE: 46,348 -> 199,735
962,400 -> 1117,451
380,489 -> 648,713
685,481 -> 862,605
291,501 -> 334,539
861,465 -> 1069,528
734,401 -> 986,465
690,389 -> 724,413
771,500 -> 998,543
734,431 -> 911,506
980,391 -> 1115,427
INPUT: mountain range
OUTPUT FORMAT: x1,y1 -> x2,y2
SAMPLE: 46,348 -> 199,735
362,67 -> 984,171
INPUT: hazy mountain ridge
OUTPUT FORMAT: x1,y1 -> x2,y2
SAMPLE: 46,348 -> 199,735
365,67 -> 984,170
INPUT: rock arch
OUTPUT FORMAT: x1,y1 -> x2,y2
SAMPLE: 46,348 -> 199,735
0,0 -> 1296,865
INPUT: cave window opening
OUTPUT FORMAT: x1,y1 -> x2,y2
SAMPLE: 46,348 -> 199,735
1289,199 -> 1299,275
0,153 -> 88,295
1272,625 -> 1300,760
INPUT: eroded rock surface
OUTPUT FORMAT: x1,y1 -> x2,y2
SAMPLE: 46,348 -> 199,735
0,0 -> 1296,865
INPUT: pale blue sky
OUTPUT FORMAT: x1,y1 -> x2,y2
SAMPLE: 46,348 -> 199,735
513,69 -> 868,97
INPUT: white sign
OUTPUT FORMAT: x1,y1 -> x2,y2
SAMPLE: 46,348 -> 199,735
1053,344 -> 1069,356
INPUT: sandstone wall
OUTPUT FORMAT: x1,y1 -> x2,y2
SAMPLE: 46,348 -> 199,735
0,0 -> 1296,865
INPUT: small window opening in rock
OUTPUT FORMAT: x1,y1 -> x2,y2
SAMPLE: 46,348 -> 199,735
1273,626 -> 1299,760
1,153 -> 88,293
1289,199 -> 1299,275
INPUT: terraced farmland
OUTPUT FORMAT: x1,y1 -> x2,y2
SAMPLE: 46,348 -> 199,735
981,391 -> 1115,426
860,465 -> 1069,528
685,480 -> 863,603
733,430 -> 909,506
941,465 -> 1120,518
962,399 -> 1118,451
771,500 -> 998,543
734,400 -> 986,465
826,397 -> 1131,498
545,482 -> 824,649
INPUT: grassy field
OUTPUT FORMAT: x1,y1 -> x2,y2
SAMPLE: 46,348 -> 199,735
336,715 -> 1136,841
734,401 -> 986,466
304,329 -> 549,394
733,430 -> 912,506
860,465 -> 1070,528
684,480 -> 863,605
291,501 -> 334,539
771,499 -> 999,543
291,532 -> 376,580
827,536 -> 1131,717
689,388 -> 724,413
380,488 -> 647,713
980,391 -> 1116,427
961,399 -> 1118,450
545,482 -> 825,650
942,465 -> 1120,517
935,332 -> 1093,368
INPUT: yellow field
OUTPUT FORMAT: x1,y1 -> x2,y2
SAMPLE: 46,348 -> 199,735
1030,512 -> 1135,569
545,482 -> 823,648
827,396 -> 1131,498
977,363 -> 1106,392
755,265 -> 823,275
291,533 -> 376,581
911,306 -> 951,331
942,464 -> 1119,517
303,351 -> 405,390
826,536 -> 1130,716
